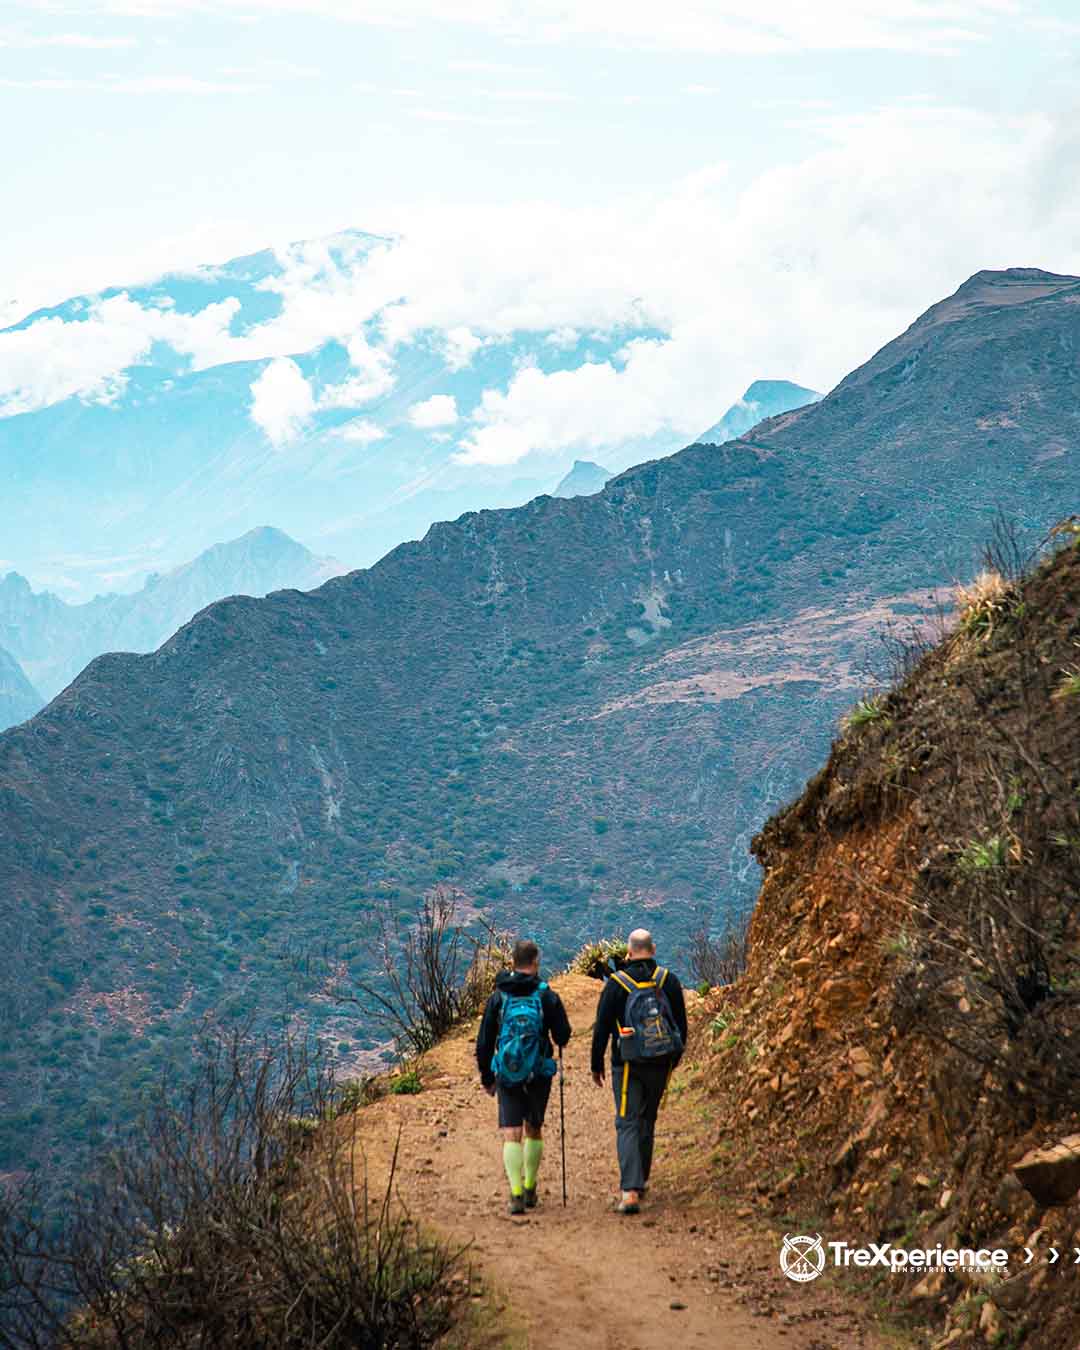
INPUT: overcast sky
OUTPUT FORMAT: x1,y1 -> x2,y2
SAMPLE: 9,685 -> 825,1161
3,0 -> 1080,466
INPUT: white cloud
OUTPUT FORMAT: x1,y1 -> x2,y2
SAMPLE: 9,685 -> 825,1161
408,393 -> 459,428
0,292 -> 239,416
441,326 -> 485,370
250,357 -> 315,445
339,417 -> 386,443
318,333 -> 396,407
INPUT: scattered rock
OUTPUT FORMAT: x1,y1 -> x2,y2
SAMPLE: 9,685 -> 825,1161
1013,1135 -> 1080,1206
669,1300 -> 687,1310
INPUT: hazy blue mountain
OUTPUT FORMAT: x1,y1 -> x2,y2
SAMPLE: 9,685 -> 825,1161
0,645 -> 41,731
0,231 -> 672,601
699,379 -> 820,444
0,526 -> 345,700
552,460 -> 613,498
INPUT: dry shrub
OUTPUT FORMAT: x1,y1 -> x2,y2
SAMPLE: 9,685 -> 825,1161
687,912 -> 750,989
337,886 -> 511,1058
0,1034 -> 463,1349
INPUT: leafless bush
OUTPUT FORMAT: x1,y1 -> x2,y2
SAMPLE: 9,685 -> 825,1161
338,886 -> 511,1059
0,1031 -> 463,1348
687,912 -> 750,989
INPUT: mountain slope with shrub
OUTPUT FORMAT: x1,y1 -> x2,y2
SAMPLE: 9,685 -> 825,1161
697,532 -> 1080,1347
1,267 -> 1078,1184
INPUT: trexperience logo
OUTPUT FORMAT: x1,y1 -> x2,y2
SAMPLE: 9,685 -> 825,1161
780,1235 -> 1010,1283
780,1234 -> 827,1283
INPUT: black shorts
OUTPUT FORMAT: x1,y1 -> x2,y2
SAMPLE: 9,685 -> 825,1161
497,1076 -> 553,1129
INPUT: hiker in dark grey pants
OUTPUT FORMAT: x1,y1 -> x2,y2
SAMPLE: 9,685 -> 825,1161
590,929 -> 688,1214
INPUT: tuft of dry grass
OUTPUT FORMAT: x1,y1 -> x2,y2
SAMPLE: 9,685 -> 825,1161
954,569 -> 1013,641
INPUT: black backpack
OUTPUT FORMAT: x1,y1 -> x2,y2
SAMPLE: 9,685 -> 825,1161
611,967 -> 683,1062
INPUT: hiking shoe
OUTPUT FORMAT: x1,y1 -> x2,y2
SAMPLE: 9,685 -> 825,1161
509,1193 -> 526,1216
616,1192 -> 641,1215
523,1185 -> 538,1209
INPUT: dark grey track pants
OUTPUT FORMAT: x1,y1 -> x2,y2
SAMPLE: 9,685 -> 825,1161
611,1061 -> 671,1192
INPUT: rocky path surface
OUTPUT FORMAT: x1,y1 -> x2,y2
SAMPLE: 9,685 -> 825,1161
349,973 -> 910,1349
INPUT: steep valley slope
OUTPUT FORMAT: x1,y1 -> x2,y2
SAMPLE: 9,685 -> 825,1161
0,267 -> 1077,1185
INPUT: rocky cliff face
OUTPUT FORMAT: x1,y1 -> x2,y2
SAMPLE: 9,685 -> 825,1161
0,268 -> 1077,1185
0,527 -> 344,700
697,538 -> 1080,1348
0,646 -> 41,731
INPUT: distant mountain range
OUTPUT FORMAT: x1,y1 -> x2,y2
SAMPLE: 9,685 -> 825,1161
0,526 -> 344,714
698,379 -> 820,444
2,266 -> 1077,1183
553,460 -> 613,498
0,646 -> 40,731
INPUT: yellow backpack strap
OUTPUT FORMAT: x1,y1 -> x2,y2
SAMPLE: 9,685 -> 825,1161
657,967 -> 670,990
611,970 -> 635,994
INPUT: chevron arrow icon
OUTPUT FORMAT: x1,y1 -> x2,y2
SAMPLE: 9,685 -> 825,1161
1049,1248 -> 1060,1264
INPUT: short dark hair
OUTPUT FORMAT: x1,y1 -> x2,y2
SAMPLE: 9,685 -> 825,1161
513,938 -> 540,968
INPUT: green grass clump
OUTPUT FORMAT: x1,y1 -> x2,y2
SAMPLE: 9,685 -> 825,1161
957,835 -> 1008,872
845,696 -> 889,729
389,1069 -> 423,1096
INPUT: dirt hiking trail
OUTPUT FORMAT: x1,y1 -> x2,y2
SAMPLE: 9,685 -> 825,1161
349,973 -> 912,1349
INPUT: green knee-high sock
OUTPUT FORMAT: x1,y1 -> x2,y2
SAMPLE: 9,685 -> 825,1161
503,1141 -> 524,1196
523,1138 -> 544,1188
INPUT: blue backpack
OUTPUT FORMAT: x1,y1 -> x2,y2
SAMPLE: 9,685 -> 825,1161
612,967 -> 683,1062
492,984 -> 556,1086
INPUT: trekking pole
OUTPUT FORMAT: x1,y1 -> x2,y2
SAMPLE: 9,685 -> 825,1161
558,1046 -> 567,1207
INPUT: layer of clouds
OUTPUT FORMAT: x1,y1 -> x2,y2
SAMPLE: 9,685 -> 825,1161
45,0 -> 1025,53
4,100 -> 1080,464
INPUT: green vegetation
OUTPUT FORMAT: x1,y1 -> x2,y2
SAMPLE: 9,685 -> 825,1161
845,695 -> 889,729
956,834 -> 1008,872
389,1069 -> 423,1096
568,937 -> 628,979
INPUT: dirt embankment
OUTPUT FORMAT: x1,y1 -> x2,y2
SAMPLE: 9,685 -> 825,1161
692,541 -> 1080,1348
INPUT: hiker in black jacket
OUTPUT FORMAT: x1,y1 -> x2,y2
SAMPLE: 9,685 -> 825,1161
476,938 -> 572,1215
590,928 -> 688,1214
